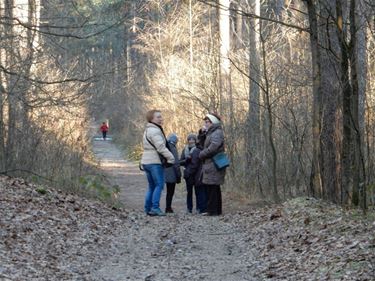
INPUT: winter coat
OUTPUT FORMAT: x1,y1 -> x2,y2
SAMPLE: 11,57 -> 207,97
199,123 -> 226,185
181,145 -> 202,186
100,124 -> 109,132
141,123 -> 175,165
180,145 -> 195,177
165,139 -> 181,183
190,147 -> 203,187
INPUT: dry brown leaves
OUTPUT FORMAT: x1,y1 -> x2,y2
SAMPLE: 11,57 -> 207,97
1,176 -> 374,280
231,197 -> 375,280
0,176 -> 129,280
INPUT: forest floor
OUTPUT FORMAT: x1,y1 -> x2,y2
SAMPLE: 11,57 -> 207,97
0,138 -> 374,281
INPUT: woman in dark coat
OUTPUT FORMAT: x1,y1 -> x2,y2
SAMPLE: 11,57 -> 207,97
190,129 -> 207,213
164,133 -> 181,213
199,113 -> 226,216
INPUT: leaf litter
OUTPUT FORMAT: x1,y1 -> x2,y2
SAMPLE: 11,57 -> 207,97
1,176 -> 374,280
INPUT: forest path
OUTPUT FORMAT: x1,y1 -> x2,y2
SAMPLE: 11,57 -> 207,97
90,137 -> 260,281
91,136 -> 187,213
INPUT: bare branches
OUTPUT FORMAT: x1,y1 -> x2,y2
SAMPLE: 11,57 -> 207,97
197,0 -> 309,33
0,14 -> 129,39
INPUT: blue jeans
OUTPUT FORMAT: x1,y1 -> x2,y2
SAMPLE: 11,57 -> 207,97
143,164 -> 165,211
196,185 -> 207,213
186,180 -> 207,213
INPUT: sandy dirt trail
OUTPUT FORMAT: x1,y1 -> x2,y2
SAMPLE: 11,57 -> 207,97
90,137 -> 260,281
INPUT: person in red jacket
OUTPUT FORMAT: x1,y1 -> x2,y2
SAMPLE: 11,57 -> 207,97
100,122 -> 109,140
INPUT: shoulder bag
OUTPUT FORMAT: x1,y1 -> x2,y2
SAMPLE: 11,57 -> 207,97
212,152 -> 230,170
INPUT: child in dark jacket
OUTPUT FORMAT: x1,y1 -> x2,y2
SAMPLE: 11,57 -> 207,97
180,132 -> 207,213
164,133 -> 181,213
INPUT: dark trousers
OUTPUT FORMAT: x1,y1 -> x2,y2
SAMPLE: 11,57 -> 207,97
206,185 -> 222,215
195,185 -> 207,213
166,182 -> 176,210
186,181 -> 194,212
102,131 -> 107,140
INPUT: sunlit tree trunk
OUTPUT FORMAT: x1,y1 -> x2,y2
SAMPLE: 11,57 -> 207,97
246,0 -> 262,194
0,0 -> 6,170
218,0 -> 234,173
218,0 -> 232,115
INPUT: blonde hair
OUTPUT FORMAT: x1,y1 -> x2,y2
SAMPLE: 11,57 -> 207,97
146,109 -> 161,122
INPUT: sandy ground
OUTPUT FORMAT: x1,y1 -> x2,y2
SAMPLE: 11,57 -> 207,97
91,137 -> 260,281
89,138 -> 375,281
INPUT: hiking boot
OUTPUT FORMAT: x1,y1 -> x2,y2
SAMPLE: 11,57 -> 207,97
149,208 -> 166,216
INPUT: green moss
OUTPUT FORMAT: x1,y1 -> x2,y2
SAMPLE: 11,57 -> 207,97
36,187 -> 47,195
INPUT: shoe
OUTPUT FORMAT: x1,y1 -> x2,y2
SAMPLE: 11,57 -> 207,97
201,212 -> 219,216
165,208 -> 174,213
149,208 -> 166,216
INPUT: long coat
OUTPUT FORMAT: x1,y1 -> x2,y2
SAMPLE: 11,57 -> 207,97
165,142 -> 181,183
199,124 -> 226,185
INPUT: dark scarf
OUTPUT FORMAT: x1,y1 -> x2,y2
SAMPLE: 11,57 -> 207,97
197,129 -> 206,149
150,122 -> 168,146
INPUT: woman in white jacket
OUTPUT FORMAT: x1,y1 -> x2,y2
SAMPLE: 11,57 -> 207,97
141,110 -> 175,216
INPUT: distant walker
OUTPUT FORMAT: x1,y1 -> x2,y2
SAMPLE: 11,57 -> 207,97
100,122 -> 109,140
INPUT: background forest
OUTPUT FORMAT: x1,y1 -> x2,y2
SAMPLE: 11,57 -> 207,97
1,0 -> 374,208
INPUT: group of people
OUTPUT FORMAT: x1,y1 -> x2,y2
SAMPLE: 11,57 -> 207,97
140,109 -> 227,216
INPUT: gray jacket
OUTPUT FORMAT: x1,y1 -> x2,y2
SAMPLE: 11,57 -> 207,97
199,123 -> 226,185
165,138 -> 181,184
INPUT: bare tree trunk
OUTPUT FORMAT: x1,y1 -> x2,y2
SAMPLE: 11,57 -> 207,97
0,0 -> 6,171
218,0 -> 234,176
319,0 -> 342,203
246,0 -> 261,194
260,32 -> 280,202
305,0 -> 323,198
4,0 -> 17,170
218,0 -> 232,115
337,0 -> 353,205
349,0 -> 367,210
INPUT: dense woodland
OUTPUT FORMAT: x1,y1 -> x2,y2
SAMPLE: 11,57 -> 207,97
1,0 -> 375,208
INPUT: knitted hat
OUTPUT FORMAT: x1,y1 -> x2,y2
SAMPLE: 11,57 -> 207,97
205,113 -> 221,124
167,133 -> 178,144
187,133 -> 197,142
